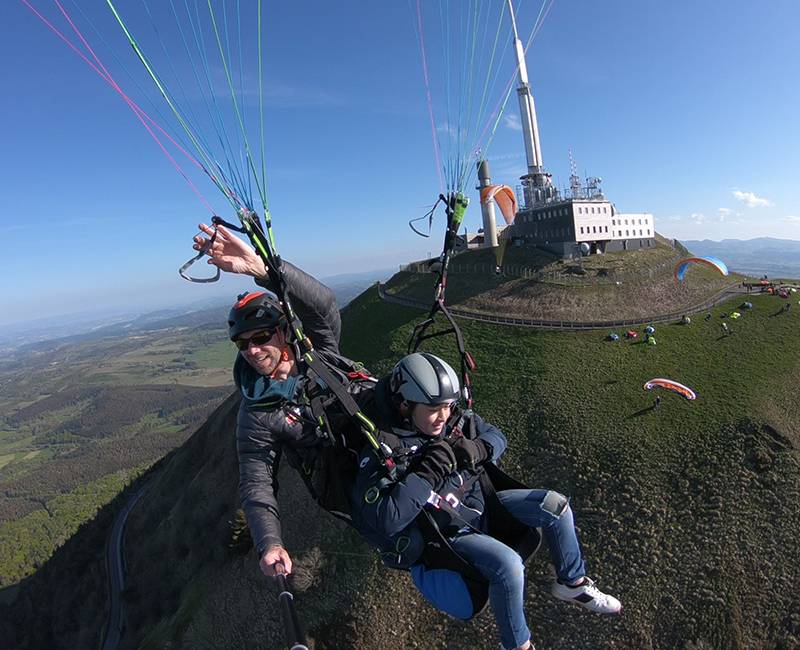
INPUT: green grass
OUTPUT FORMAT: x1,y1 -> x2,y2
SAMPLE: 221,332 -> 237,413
345,287 -> 798,444
336,285 -> 800,647
184,340 -> 237,368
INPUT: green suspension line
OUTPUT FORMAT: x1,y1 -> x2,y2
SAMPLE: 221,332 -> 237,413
104,0 -> 238,210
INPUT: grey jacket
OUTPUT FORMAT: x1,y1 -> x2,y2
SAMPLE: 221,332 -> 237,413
235,261 -> 341,556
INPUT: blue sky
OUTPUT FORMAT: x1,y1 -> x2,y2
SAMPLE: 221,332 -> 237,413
2,1 -> 798,326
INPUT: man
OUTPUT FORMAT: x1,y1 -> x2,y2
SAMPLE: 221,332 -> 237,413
351,353 -> 621,650
194,222 -> 360,578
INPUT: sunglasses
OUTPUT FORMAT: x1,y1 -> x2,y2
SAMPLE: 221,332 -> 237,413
234,329 -> 278,350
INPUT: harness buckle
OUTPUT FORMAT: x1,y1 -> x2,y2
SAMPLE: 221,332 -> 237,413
426,491 -> 460,509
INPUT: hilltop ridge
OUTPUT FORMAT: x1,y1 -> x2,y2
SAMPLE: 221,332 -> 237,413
387,237 -> 739,323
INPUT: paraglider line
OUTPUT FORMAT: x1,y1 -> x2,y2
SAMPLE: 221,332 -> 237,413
415,0 -> 445,194
21,0 -> 219,214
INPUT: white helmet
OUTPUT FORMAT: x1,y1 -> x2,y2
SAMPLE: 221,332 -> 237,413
390,353 -> 461,405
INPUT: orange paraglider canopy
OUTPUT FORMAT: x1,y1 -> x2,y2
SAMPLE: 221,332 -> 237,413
643,378 -> 696,400
480,184 -> 518,225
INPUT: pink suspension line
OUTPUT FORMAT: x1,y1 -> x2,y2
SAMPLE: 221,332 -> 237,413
416,0 -> 445,195
21,0 -> 236,214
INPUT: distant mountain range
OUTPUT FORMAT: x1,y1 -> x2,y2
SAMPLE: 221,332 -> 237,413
681,237 -> 800,279
0,268 -> 395,352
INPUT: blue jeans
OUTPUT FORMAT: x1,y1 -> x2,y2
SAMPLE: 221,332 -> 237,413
449,489 -> 586,650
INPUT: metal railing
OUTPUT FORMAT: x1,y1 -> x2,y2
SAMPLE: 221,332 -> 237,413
377,282 -> 747,331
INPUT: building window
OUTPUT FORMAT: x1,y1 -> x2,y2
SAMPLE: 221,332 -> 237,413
605,226 -> 608,232
580,226 -> 584,234
626,230 -> 629,236
624,219 -> 628,225
647,229 -> 651,235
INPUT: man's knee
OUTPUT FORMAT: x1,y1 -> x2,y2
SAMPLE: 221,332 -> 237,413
540,490 -> 570,518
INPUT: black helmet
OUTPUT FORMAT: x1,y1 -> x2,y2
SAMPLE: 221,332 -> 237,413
390,353 -> 461,405
228,291 -> 285,341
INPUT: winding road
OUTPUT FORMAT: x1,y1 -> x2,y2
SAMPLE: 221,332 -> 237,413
102,485 -> 147,650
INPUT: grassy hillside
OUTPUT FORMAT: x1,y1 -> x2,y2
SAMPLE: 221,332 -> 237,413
5,283 -> 799,648
388,243 -> 740,322
89,287 -> 800,647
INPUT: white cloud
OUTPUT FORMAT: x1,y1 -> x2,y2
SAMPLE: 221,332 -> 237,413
503,114 -> 522,131
690,212 -> 706,224
717,207 -> 731,222
782,215 -> 800,223
732,190 -> 772,208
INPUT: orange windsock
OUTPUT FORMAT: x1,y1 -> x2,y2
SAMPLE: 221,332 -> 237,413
480,184 -> 518,225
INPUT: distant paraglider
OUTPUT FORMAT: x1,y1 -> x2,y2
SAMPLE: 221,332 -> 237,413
674,256 -> 729,283
644,378 -> 697,401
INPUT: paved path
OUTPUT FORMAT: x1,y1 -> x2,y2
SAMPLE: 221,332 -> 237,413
102,485 -> 147,650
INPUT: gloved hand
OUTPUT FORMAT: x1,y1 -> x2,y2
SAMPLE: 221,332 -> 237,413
449,436 -> 490,470
407,440 -> 457,490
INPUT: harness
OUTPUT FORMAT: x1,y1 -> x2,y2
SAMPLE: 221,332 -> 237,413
408,188 -> 547,614
408,192 -> 476,408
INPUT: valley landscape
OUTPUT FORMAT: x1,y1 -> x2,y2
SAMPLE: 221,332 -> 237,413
2,239 -> 799,649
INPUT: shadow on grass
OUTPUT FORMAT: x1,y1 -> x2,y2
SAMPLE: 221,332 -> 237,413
627,405 -> 657,419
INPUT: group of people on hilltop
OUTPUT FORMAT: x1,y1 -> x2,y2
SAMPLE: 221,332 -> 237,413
192,223 -> 621,650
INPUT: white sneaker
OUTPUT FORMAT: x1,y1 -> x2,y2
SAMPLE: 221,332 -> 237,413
551,577 -> 622,614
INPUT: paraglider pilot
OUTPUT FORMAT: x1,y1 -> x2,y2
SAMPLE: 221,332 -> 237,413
193,223 -> 356,579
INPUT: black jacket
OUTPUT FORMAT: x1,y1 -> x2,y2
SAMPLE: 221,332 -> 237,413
350,379 -> 508,568
235,261 -> 343,556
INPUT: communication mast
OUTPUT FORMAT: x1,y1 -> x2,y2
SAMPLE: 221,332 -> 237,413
568,148 -> 583,199
507,0 -> 556,207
